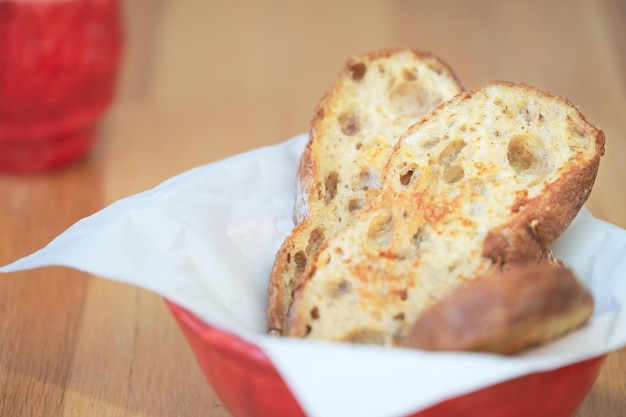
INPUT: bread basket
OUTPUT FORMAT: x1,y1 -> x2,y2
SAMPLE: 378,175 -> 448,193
167,300 -> 606,417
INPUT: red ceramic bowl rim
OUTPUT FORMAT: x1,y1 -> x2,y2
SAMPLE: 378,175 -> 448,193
165,300 -> 272,362
165,299 -> 306,416
165,299 -> 607,417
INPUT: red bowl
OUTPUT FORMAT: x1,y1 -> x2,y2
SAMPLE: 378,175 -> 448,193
166,300 -> 606,417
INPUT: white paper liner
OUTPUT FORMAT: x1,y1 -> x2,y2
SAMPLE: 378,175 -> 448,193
2,133 -> 625,417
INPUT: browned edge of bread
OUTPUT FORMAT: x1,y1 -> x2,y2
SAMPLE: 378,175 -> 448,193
401,264 -> 595,354
479,82 -> 606,264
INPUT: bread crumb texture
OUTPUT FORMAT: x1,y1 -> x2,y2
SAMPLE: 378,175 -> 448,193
267,49 -> 463,335
285,81 -> 604,346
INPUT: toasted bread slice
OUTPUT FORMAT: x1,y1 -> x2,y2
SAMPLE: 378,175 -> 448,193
266,49 -> 463,335
284,81 -> 604,345
401,264 -> 594,355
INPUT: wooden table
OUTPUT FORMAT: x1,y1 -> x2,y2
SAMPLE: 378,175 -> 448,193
1,1 -> 624,415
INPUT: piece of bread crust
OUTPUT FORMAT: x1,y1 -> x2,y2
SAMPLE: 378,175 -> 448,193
401,264 -> 594,355
284,81 -> 604,346
266,49 -> 463,335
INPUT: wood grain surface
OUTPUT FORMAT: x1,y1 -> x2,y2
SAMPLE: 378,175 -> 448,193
1,1 -> 624,416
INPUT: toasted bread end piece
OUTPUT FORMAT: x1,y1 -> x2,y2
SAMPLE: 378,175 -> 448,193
401,264 -> 594,355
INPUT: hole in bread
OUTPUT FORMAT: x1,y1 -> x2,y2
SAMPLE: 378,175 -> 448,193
397,288 -> 408,301
367,213 -> 394,247
447,261 -> 459,273
507,133 -> 548,173
423,138 -> 440,149
349,62 -> 367,81
294,251 -> 307,274
427,61 -> 445,75
407,224 -> 430,258
342,328 -> 385,345
326,279 -> 353,298
494,99 -> 514,117
306,228 -> 325,256
402,67 -> 417,81
438,140 -> 467,165
519,106 -> 532,123
393,312 -> 405,321
348,198 -> 363,212
412,226 -> 427,246
389,82 -> 434,117
324,171 -> 339,203
310,306 -> 319,319
359,169 -> 378,190
442,165 -> 464,183
399,164 -> 420,186
338,111 -> 361,136
399,169 -> 414,186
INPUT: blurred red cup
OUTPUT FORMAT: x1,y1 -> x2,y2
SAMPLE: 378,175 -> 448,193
0,0 -> 123,174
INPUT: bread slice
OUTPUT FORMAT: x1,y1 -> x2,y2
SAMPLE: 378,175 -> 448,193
401,264 -> 594,354
284,81 -> 605,346
266,49 -> 463,335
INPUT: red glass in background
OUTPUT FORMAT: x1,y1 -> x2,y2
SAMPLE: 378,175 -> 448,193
0,0 -> 123,174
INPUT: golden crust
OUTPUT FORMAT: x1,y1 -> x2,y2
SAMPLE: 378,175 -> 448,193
266,219 -> 314,335
483,154 -> 604,264
401,264 -> 594,354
